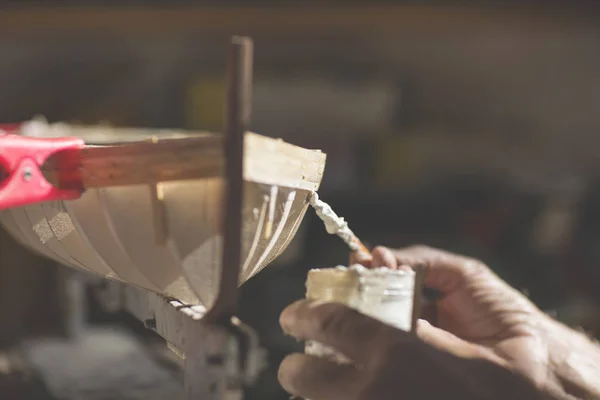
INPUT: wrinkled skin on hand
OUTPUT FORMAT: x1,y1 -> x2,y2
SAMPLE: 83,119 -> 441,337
363,246 -> 555,388
278,245 -> 566,400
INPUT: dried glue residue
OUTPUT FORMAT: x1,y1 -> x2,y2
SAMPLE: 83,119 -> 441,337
32,218 -> 54,244
308,192 -> 358,251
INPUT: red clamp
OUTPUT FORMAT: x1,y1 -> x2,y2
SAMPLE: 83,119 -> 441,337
0,127 -> 85,210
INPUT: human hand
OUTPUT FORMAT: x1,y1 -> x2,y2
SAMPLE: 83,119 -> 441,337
352,245 -> 555,390
353,246 -> 568,387
351,245 -> 600,399
278,245 -> 575,399
278,300 -> 556,399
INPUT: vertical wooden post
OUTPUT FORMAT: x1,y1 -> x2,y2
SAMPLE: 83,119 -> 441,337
206,36 -> 253,321
185,36 -> 255,400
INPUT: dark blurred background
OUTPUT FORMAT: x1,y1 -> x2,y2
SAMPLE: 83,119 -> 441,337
2,1 -> 600,399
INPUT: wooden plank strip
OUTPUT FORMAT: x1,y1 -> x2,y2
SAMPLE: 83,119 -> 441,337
28,122 -> 326,192
244,133 -> 326,192
42,135 -> 224,190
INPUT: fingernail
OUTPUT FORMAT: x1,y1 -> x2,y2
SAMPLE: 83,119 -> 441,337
417,318 -> 431,327
416,319 -> 433,337
280,310 -> 294,332
398,264 -> 412,271
373,246 -> 397,269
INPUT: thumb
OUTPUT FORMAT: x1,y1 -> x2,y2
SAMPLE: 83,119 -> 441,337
416,320 -> 493,361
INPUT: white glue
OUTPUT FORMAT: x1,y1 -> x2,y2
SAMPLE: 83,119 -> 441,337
308,192 -> 359,251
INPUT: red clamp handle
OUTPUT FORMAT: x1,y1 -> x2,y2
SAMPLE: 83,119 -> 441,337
0,131 -> 85,210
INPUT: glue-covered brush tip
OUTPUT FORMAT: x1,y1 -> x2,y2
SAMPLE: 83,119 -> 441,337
308,191 -> 318,205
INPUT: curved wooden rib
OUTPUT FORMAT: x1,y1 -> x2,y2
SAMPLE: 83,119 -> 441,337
97,183 -> 201,304
248,188 -> 296,279
10,207 -> 82,270
64,192 -> 160,290
269,191 -> 311,264
0,127 -> 326,308
41,201 -> 121,281
240,194 -> 269,278
25,205 -> 83,268
1,208 -> 54,261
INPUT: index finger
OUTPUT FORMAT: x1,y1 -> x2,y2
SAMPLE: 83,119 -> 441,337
348,249 -> 373,267
371,245 -> 488,294
280,299 -> 410,365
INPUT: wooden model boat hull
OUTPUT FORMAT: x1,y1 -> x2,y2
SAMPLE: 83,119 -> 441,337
0,125 -> 326,308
